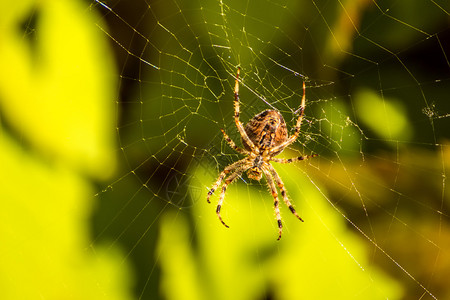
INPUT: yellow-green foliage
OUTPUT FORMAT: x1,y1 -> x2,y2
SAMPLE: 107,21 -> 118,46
0,1 -> 132,299
354,88 -> 412,142
158,162 -> 404,300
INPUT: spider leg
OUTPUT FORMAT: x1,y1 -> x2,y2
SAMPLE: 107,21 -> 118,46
262,166 -> 284,240
267,164 -> 304,223
207,158 -> 248,203
216,165 -> 248,228
271,153 -> 318,164
233,67 -> 258,153
269,81 -> 306,154
221,128 -> 249,155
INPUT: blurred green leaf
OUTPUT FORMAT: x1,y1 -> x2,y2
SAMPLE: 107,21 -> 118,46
0,132 -> 133,300
0,0 -> 133,299
157,162 -> 403,299
355,88 -> 412,142
0,0 -> 117,178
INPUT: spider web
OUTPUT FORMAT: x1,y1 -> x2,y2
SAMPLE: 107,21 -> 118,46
89,0 -> 450,299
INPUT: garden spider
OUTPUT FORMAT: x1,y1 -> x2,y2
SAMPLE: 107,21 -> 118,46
207,67 -> 317,240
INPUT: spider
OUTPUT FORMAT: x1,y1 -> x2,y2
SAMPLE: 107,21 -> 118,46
207,67 -> 317,240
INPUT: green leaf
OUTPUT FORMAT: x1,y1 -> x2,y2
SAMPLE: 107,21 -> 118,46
355,88 -> 412,142
0,1 -> 132,299
0,0 -> 117,178
157,162 -> 403,299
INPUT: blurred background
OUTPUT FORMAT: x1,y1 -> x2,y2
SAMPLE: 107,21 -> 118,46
1,0 -> 449,299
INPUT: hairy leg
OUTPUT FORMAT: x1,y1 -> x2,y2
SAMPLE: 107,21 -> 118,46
215,166 -> 248,228
267,164 -> 304,222
262,167 -> 284,240
270,81 -> 306,154
233,67 -> 258,153
221,128 -> 249,155
271,153 -> 318,164
207,158 -> 248,203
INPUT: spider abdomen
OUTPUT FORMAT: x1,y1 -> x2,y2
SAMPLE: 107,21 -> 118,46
242,109 -> 288,155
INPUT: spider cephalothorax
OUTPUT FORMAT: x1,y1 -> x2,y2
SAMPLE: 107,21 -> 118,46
207,67 -> 317,240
